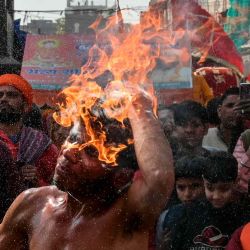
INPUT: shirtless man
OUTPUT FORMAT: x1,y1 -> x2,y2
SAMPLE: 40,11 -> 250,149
0,94 -> 174,250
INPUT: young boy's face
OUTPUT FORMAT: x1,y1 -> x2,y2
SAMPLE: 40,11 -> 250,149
203,179 -> 235,209
176,177 -> 204,203
174,118 -> 208,149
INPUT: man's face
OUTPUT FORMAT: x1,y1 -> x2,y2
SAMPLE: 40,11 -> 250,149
0,85 -> 26,124
176,177 -> 204,203
175,118 -> 208,149
217,94 -> 242,129
204,179 -> 235,209
53,125 -> 112,192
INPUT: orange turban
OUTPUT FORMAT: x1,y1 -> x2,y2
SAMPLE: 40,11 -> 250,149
0,74 -> 33,106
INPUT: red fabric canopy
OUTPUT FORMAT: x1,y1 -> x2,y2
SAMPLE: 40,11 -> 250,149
152,0 -> 244,74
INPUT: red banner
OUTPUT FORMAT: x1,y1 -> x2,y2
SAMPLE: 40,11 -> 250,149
21,34 -> 95,90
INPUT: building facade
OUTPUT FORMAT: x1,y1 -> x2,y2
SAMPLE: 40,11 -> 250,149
21,20 -> 57,35
65,0 -> 108,34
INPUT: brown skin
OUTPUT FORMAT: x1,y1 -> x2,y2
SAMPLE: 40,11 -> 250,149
203,179 -> 235,209
174,117 -> 209,154
176,178 -> 204,203
0,94 -> 174,250
0,86 -> 27,136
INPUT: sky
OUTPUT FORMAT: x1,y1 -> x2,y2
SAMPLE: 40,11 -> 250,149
15,0 -> 151,9
15,0 -> 150,24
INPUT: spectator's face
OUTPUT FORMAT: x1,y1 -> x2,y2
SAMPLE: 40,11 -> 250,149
176,177 -> 204,203
204,179 -> 234,208
158,109 -> 175,137
0,86 -> 25,112
0,86 -> 27,123
217,94 -> 241,129
175,118 -> 208,149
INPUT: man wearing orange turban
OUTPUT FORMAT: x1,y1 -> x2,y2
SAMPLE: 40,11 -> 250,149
0,74 -> 33,107
0,74 -> 58,210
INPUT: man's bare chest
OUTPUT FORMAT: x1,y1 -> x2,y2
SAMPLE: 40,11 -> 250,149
28,205 -> 148,250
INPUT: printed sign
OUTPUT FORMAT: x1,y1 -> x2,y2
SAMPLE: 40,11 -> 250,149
21,34 -> 95,90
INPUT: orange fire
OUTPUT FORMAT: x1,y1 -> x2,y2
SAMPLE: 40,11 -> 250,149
54,5 -> 188,166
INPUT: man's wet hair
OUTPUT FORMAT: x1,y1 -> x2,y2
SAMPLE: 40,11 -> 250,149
220,87 -> 239,104
203,151 -> 238,183
105,119 -> 138,171
89,111 -> 138,170
175,155 -> 207,180
174,100 -> 208,126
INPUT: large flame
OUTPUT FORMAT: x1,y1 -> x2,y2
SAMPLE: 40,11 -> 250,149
54,4 -> 188,166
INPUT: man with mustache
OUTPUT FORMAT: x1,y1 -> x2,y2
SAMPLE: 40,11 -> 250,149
203,87 -> 244,153
0,74 -> 58,189
0,93 -> 174,250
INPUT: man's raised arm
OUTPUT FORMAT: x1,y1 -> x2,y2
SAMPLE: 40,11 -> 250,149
126,94 -> 174,225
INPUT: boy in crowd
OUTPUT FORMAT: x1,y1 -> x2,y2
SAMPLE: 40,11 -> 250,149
174,155 -> 205,204
172,100 -> 210,160
156,155 -> 206,243
157,152 -> 250,250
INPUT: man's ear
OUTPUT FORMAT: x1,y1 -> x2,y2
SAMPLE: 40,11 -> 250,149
217,105 -> 222,119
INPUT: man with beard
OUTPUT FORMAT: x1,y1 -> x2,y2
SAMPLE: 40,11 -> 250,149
0,93 -> 174,250
0,74 -> 58,188
203,87 -> 244,153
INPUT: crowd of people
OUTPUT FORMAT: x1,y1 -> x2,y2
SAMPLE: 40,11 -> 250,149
0,73 -> 249,250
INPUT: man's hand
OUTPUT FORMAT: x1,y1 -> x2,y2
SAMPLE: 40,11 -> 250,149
234,99 -> 250,119
128,91 -> 156,120
22,165 -> 38,186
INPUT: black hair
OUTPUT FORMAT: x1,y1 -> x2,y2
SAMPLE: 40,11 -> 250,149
89,105 -> 138,170
203,151 -> 238,183
104,119 -> 138,171
220,87 -> 239,104
175,155 -> 207,180
206,97 -> 221,126
174,100 -> 208,126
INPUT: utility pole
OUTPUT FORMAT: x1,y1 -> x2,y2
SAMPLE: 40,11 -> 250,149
0,0 -> 20,74
0,0 -> 8,58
